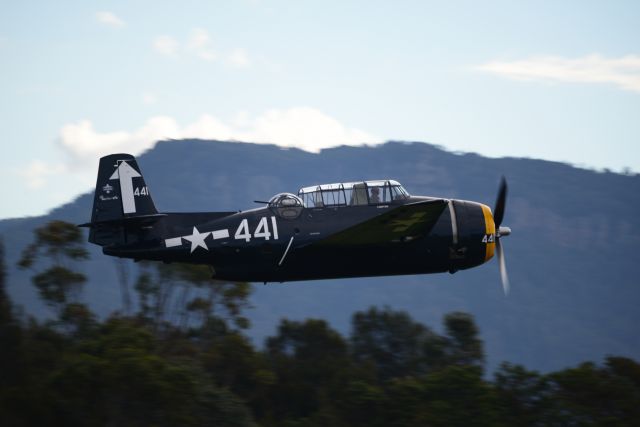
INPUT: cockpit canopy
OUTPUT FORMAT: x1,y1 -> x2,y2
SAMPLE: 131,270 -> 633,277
298,180 -> 409,208
268,193 -> 305,219
268,193 -> 304,208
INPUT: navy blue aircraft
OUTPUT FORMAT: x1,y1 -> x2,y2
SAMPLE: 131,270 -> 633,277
81,154 -> 512,293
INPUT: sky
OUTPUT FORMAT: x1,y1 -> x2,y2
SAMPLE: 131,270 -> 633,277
1,1 -> 639,219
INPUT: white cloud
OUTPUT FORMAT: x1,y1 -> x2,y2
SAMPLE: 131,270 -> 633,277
241,107 -> 375,152
96,11 -> 125,28
57,108 -> 377,169
20,107 -> 376,198
153,35 -> 179,56
186,28 -> 216,61
59,117 -> 181,166
182,115 -> 235,140
16,108 -> 378,217
20,160 -> 67,189
227,48 -> 251,68
477,54 -> 640,93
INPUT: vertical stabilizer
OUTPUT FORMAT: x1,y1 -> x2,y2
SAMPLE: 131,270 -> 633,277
85,154 -> 161,246
91,154 -> 158,223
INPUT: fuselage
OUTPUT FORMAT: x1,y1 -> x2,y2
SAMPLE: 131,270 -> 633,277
102,196 -> 496,282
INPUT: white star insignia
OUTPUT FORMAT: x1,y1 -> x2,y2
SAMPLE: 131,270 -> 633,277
183,227 -> 211,253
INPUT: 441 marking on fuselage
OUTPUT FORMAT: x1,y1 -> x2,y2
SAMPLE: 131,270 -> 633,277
164,216 -> 280,252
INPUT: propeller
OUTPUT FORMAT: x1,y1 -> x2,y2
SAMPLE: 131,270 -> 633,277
493,177 -> 511,295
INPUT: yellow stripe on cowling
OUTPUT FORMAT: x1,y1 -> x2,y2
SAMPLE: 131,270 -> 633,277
480,204 -> 496,262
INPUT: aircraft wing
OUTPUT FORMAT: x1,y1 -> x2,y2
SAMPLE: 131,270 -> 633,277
313,199 -> 448,246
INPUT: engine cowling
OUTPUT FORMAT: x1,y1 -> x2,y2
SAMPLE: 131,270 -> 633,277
448,200 -> 496,271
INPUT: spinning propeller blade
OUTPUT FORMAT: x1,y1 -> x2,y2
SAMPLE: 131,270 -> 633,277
494,177 -> 507,228
497,239 -> 509,295
493,177 -> 511,295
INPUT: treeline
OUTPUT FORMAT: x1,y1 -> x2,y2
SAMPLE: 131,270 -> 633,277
1,221 -> 639,426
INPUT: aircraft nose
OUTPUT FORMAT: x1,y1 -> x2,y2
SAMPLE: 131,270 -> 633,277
479,203 -> 496,262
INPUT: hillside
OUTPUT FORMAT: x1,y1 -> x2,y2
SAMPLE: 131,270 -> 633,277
2,139 -> 639,373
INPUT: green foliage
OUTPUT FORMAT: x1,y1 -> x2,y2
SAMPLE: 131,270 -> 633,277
18,220 -> 88,269
0,236 -> 25,425
32,266 -> 86,308
58,302 -> 96,337
133,262 -> 252,332
420,365 -> 500,426
350,307 -> 485,383
337,380 -> 386,427
50,317 -> 257,426
265,319 -> 350,423
2,299 -> 640,427
18,220 -> 89,317
494,362 -> 550,425
350,306 -> 432,380
5,237 -> 640,426
0,316 -> 257,426
544,357 -> 640,426
442,311 -> 485,367
0,237 -> 11,325
133,270 -> 157,320
202,331 -> 276,417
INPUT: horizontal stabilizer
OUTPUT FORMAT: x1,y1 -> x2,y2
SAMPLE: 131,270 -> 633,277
78,213 -> 168,228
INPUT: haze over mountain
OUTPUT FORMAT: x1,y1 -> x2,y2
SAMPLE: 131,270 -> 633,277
1,139 -> 638,373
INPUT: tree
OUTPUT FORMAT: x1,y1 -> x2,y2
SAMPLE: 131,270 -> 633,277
545,357 -> 640,426
0,237 -> 11,324
114,258 -> 132,314
46,317 -> 257,427
265,318 -> 350,424
201,331 -> 276,420
18,220 -> 89,318
1,319 -> 69,425
0,236 -> 26,424
337,379 -> 386,427
350,306 -> 442,381
133,262 -> 252,333
441,311 -> 485,368
420,365 -> 500,427
494,362 -> 550,426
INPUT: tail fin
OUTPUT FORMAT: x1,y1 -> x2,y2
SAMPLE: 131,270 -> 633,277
82,154 -> 164,246
91,154 -> 157,222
